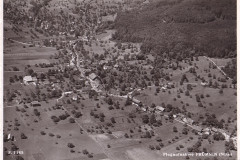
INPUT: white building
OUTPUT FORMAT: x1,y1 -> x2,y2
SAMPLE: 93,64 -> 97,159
23,76 -> 36,84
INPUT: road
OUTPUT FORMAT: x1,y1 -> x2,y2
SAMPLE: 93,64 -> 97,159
203,56 -> 232,80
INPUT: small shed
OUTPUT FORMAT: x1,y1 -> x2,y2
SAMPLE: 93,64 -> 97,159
31,101 -> 41,107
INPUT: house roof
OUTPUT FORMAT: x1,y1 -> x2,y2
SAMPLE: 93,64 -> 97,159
191,125 -> 202,132
183,117 -> 194,124
156,106 -> 165,111
23,76 -> 33,82
89,73 -> 97,80
31,101 -> 40,105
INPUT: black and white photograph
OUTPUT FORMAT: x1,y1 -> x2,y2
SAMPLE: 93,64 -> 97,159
1,0 -> 238,160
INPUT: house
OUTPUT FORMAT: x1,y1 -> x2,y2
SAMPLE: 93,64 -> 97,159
31,101 -> 41,107
211,127 -> 218,133
201,81 -> 208,86
114,64 -> 119,68
103,65 -> 111,70
161,86 -> 167,91
182,117 -> 194,125
89,73 -> 97,80
203,127 -> 211,133
156,106 -> 165,112
202,128 -> 211,135
177,113 -> 185,119
72,94 -> 78,101
222,132 -> 230,141
191,125 -> 203,133
23,76 -> 36,84
132,98 -> 141,105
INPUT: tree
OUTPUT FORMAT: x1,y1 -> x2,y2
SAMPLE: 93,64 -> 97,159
213,132 -> 225,141
68,143 -> 75,148
33,109 -> 40,117
173,126 -> 178,132
125,96 -> 132,106
146,131 -> 152,138
110,117 -> 116,123
195,94 -> 201,102
219,89 -> 223,94
149,145 -> 155,150
142,115 -> 149,124
106,97 -> 113,105
149,114 -> 156,124
82,149 -> 89,155
182,128 -> 188,135
69,118 -> 75,123
21,133 -> 27,139
9,77 -> 15,83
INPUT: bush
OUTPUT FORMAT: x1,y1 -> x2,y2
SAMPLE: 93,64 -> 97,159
69,118 -> 75,123
40,131 -> 46,135
67,143 -> 75,148
88,154 -> 93,158
49,133 -> 54,137
20,133 -> 27,139
82,149 -> 89,155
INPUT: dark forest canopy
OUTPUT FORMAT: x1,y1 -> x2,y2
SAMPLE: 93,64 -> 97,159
113,0 -> 236,58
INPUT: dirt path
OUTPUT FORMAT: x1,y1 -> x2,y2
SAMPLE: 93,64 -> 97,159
203,56 -> 232,80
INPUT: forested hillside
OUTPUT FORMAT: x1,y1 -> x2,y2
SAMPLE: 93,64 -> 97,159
113,0 -> 236,58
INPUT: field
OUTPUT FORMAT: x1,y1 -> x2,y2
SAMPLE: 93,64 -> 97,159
4,100 -> 108,160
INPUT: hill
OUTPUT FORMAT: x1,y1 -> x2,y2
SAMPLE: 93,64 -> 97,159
113,0 -> 236,58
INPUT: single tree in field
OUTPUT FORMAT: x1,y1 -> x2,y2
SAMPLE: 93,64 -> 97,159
110,117 -> 116,124
149,114 -> 156,124
173,126 -> 178,132
68,143 -> 75,148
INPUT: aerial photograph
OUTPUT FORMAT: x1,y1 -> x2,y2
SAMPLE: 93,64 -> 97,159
2,0 -> 237,160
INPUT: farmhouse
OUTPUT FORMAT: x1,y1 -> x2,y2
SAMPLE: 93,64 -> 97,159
103,65 -> 111,70
72,94 -> 78,101
132,98 -> 141,105
156,106 -> 165,112
191,125 -> 203,133
31,101 -> 41,107
23,76 -> 37,84
182,117 -> 194,125
89,73 -> 98,80
211,127 -> 218,133
202,128 -> 211,135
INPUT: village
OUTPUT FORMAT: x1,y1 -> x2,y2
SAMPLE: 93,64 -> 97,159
3,0 -> 237,160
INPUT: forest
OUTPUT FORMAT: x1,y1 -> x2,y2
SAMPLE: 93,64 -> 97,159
113,0 -> 236,58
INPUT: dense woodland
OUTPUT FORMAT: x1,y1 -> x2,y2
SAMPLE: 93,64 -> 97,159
113,0 -> 236,58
